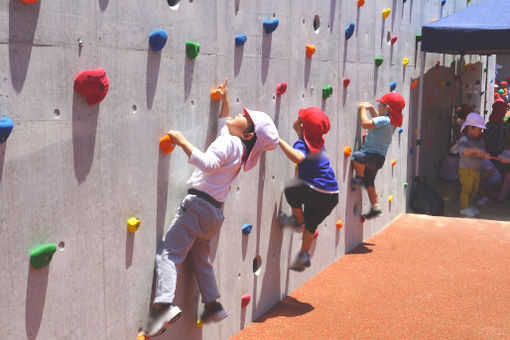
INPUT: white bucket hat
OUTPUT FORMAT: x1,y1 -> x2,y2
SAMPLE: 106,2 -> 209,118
243,108 -> 279,171
460,112 -> 487,133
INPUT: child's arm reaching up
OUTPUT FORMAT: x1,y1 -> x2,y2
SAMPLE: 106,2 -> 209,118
279,138 -> 305,164
167,130 -> 194,157
358,102 -> 376,129
217,78 -> 230,118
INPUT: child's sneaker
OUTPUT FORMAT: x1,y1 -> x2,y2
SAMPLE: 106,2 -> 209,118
145,303 -> 182,337
459,207 -> 477,217
290,252 -> 311,272
362,208 -> 382,220
476,196 -> 489,205
350,177 -> 365,186
199,302 -> 228,324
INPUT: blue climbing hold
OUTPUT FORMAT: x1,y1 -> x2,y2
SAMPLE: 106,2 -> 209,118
345,22 -> 355,40
263,18 -> 279,34
398,128 -> 404,133
242,224 -> 252,235
441,0 -> 446,5
403,0 -> 407,3
410,147 -> 414,154
490,79 -> 494,83
390,81 -> 397,91
235,34 -> 247,46
149,30 -> 168,51
0,117 -> 13,144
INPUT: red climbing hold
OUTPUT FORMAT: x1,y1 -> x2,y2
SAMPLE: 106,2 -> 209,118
343,78 -> 351,87
314,230 -> 319,239
391,36 -> 398,45
360,216 -> 365,223
411,79 -> 419,90
276,82 -> 287,96
241,294 -> 251,307
21,0 -> 39,3
435,60 -> 440,68
357,0 -> 365,8
306,45 -> 316,58
74,68 -> 109,105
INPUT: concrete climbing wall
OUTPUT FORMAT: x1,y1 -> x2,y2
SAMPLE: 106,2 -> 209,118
0,1 -> 486,339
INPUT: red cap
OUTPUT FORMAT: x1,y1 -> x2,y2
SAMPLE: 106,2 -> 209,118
298,107 -> 330,153
500,81 -> 508,87
495,92 -> 502,100
74,68 -> 109,105
376,92 -> 406,127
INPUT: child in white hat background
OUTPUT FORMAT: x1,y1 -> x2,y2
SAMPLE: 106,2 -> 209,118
145,79 -> 279,337
457,112 -> 491,217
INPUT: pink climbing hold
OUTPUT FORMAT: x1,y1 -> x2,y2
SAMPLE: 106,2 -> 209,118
435,60 -> 440,68
314,230 -> 319,239
391,36 -> 398,45
343,78 -> 351,87
241,294 -> 251,307
276,81 -> 287,96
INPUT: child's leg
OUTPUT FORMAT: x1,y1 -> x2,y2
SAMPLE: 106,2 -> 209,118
366,185 -> 378,206
284,180 -> 308,225
470,170 -> 480,205
291,207 -> 305,224
351,152 -> 368,178
458,168 -> 475,209
352,159 -> 366,178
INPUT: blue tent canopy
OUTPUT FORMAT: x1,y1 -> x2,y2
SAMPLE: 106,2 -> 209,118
422,0 -> 510,55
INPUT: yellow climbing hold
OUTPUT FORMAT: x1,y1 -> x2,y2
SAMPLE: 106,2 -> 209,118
440,81 -> 445,89
197,319 -> 203,328
137,334 -> 146,340
414,128 -> 418,136
403,58 -> 409,66
388,195 -> 394,202
382,8 -> 391,19
128,217 -> 141,232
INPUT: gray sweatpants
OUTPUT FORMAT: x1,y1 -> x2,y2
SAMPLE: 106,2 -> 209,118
154,194 -> 224,304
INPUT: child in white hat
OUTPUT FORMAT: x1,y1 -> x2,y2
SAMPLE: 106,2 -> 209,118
145,79 -> 279,337
457,112 -> 491,217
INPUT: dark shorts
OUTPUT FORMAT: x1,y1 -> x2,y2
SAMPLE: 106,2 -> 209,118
351,151 -> 386,187
284,180 -> 339,233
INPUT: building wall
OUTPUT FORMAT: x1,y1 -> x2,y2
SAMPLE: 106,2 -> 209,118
0,0 -> 485,339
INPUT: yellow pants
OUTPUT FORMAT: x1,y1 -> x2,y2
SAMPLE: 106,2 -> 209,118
458,168 -> 480,209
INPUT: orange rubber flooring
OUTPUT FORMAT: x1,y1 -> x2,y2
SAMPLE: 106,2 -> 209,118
232,214 -> 510,339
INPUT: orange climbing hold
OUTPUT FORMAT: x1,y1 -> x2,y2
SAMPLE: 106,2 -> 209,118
21,0 -> 39,3
306,45 -> 316,58
137,334 -> 146,340
211,89 -> 220,101
357,0 -> 365,8
411,79 -> 419,90
344,146 -> 352,157
336,220 -> 343,230
160,135 -> 176,154
391,159 -> 397,166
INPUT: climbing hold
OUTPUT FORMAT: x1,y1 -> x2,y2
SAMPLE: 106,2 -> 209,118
441,0 -> 446,5
276,82 -> 287,96
344,146 -> 352,157
196,319 -> 203,328
398,127 -> 404,133
160,135 -> 176,154
241,294 -> 251,307
440,81 -> 445,89
390,81 -> 397,91
404,182 -> 408,188
360,216 -> 366,223
382,8 -> 391,19
314,230 -> 319,239
430,18 -> 438,22
357,0 -> 365,7
336,220 -> 343,230
21,0 -> 39,3
411,79 -> 419,90
305,45 -> 316,58
149,30 -> 168,51
480,91 -> 485,96
403,0 -> 407,2
410,147 -> 414,154
128,218 -> 141,233
322,85 -> 333,99
343,78 -> 351,88
428,97 -> 435,104
375,57 -> 384,67
242,224 -> 252,235
435,60 -> 440,68
414,128 -> 418,136
263,18 -> 279,34
388,195 -> 394,202
30,244 -> 57,269
483,67 -> 487,73
345,22 -> 355,40
137,334 -> 146,340
186,41 -> 200,59
471,65 -> 476,71
235,34 -> 247,46
74,68 -> 109,105
391,36 -> 398,45
451,60 -> 456,67
446,82 -> 451,87
416,34 -> 422,42
211,89 -> 221,101
403,58 -> 409,66
391,159 -> 397,166
0,117 -> 14,144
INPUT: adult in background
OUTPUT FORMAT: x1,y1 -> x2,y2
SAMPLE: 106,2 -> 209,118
485,97 -> 510,158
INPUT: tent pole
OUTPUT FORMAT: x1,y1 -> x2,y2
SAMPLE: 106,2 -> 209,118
483,55 -> 489,118
415,51 -> 426,178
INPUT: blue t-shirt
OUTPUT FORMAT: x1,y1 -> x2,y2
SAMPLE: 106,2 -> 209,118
362,115 -> 396,156
294,139 -> 339,193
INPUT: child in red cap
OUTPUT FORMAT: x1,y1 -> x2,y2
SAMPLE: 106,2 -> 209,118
278,107 -> 339,272
351,92 -> 405,219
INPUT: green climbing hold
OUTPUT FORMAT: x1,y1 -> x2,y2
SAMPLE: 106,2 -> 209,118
186,41 -> 200,59
483,67 -> 487,73
450,60 -> 456,67
322,85 -> 333,99
375,57 -> 384,67
404,182 -> 408,188
30,244 -> 57,269
416,34 -> 422,42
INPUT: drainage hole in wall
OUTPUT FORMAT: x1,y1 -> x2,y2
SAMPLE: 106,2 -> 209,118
54,109 -> 61,118
237,272 -> 241,279
252,255 -> 262,276
132,104 -> 137,114
313,15 -> 320,33
167,0 -> 180,10
353,204 -> 358,216
190,99 -> 195,106
236,98 -> 240,103
58,241 -> 65,251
